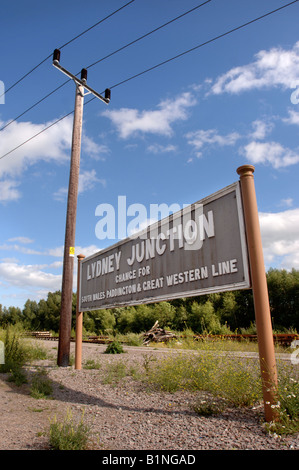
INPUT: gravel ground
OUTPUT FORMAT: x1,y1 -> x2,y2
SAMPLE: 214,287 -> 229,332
0,339 -> 298,451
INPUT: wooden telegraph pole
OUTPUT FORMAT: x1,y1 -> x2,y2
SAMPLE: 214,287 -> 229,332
237,165 -> 278,422
57,76 -> 84,367
52,49 -> 111,367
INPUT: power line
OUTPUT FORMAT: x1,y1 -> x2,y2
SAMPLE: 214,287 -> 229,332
0,111 -> 75,161
0,0 -> 212,132
110,0 -> 299,90
0,0 -> 135,99
0,79 -> 70,132
86,0 -> 212,70
1,0 -> 298,162
59,0 -> 135,50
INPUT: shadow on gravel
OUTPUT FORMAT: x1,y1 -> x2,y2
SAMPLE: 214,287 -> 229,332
0,359 -> 267,431
46,374 -> 262,427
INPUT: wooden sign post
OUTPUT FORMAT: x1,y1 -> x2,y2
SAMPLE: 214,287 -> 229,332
75,254 -> 85,370
237,165 -> 278,422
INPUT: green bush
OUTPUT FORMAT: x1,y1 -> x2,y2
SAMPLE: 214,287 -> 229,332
104,340 -> 124,354
7,367 -> 28,386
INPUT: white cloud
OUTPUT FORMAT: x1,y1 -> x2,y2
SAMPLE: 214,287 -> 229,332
210,41 -> 299,95
8,237 -> 34,244
49,261 -> 63,269
102,92 -> 196,138
0,243 -> 101,306
0,117 -> 108,203
0,116 -> 72,204
0,242 -> 100,260
0,180 -> 21,202
147,144 -> 177,154
0,243 -> 42,255
82,134 -> 110,160
0,262 -> 61,290
259,208 -> 299,269
53,186 -> 68,202
45,244 -> 100,259
78,169 -> 106,194
279,198 -> 293,208
241,141 -> 299,168
186,128 -> 240,157
282,109 -> 299,126
53,169 -> 106,201
0,116 -> 73,179
250,119 -> 274,140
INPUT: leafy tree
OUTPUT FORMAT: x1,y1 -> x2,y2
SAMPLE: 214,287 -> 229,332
151,302 -> 176,329
172,304 -> 188,331
94,309 -> 116,334
0,269 -> 297,334
22,299 -> 39,330
189,300 -> 222,334
0,306 -> 22,326
267,268 -> 299,330
129,304 -> 156,333
116,307 -> 136,334
83,311 -> 97,334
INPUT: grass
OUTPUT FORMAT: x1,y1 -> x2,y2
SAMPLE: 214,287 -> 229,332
113,332 -> 143,346
1,326 -> 298,436
266,366 -> 299,435
48,409 -> 91,450
147,328 -> 293,354
145,351 -> 262,404
192,393 -> 228,416
102,361 -> 128,384
7,367 -> 28,386
30,369 -> 53,399
81,331 -> 298,435
0,327 -> 26,373
84,359 -> 101,370
0,327 -> 48,370
0,326 -> 49,388
142,350 -> 299,434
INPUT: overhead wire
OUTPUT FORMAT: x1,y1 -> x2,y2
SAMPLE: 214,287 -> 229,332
109,0 -> 299,90
86,0 -> 212,70
0,79 -> 70,132
0,0 -> 135,100
0,0 -> 212,132
1,0 -> 298,162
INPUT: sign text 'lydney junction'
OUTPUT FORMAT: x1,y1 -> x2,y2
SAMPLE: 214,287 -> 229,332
79,182 -> 250,311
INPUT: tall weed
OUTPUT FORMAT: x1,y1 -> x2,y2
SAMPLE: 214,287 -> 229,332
48,409 -> 91,450
146,351 -> 262,406
0,327 -> 26,373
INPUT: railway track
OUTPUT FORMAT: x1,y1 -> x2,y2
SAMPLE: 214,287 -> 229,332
26,331 -> 299,347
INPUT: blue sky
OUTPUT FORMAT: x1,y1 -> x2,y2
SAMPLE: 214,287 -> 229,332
1,0 -> 299,309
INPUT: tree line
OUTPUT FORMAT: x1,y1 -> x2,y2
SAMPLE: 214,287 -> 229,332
0,268 -> 298,335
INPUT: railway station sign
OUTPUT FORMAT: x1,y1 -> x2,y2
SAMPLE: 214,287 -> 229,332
79,182 -> 250,311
